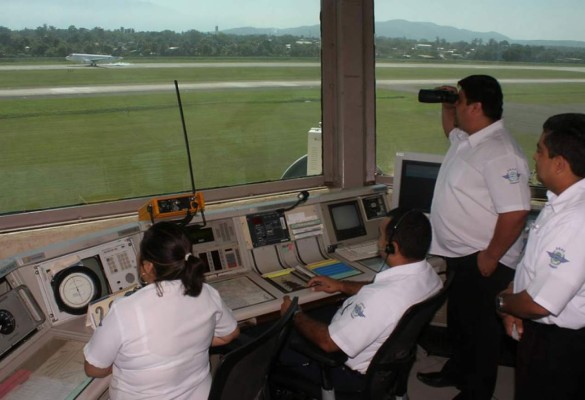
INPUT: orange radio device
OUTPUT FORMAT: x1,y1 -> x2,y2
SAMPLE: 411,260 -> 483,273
138,192 -> 205,222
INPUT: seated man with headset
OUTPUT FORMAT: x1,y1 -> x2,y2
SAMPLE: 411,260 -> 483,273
279,207 -> 442,390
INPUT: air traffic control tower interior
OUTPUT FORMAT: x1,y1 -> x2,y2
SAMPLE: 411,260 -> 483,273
0,1 -> 549,398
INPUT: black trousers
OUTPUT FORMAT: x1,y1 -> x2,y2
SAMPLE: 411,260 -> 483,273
276,303 -> 366,392
516,320 -> 585,400
441,252 -> 514,400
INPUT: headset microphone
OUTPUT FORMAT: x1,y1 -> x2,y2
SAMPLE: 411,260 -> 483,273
385,209 -> 414,255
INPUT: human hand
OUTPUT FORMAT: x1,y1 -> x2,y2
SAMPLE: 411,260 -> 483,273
280,295 -> 292,317
501,313 -> 523,341
438,85 -> 457,92
439,85 -> 457,108
307,276 -> 341,293
477,250 -> 498,277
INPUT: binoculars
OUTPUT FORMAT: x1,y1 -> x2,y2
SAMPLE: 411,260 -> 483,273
418,89 -> 458,104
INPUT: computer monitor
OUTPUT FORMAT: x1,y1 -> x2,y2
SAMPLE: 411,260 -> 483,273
391,152 -> 444,213
328,200 -> 367,241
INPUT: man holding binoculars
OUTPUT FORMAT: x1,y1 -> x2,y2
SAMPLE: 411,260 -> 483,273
416,75 -> 531,400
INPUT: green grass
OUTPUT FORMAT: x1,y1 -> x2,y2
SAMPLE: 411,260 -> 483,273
1,61 -> 585,214
0,88 -> 321,212
0,67 -> 321,89
2,63 -> 585,89
375,67 -> 585,81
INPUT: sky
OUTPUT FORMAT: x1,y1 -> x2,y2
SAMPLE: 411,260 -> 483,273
2,0 -> 585,42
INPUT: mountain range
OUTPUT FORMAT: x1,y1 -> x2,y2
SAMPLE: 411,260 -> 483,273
221,19 -> 585,49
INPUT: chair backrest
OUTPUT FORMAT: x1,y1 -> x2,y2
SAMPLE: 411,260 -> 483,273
363,272 -> 454,399
208,297 -> 299,400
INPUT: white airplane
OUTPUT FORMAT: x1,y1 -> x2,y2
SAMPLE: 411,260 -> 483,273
65,53 -> 122,66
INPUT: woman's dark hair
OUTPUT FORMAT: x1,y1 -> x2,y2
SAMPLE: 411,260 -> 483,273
542,113 -> 585,178
140,221 -> 205,297
458,75 -> 503,121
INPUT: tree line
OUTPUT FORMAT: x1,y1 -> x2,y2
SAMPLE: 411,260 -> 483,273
0,25 -> 583,64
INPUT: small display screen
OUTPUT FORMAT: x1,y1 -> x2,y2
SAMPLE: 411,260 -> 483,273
328,200 -> 367,241
185,226 -> 215,244
246,210 -> 290,248
362,195 -> 387,220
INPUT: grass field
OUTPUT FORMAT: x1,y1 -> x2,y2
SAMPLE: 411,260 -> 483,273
1,59 -> 585,214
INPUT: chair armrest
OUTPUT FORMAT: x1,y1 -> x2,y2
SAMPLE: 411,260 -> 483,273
209,332 -> 255,355
289,333 -> 348,368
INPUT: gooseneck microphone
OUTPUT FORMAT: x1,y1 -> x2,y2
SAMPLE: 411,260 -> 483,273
280,190 -> 310,212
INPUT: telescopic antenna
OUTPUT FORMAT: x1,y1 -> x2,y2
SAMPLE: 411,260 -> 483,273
174,80 -> 197,195
173,80 -> 206,227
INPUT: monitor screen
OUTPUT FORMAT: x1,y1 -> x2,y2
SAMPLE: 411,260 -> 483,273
328,200 -> 367,241
392,152 -> 443,213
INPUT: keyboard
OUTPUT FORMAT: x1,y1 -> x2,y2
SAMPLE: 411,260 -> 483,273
334,240 -> 379,262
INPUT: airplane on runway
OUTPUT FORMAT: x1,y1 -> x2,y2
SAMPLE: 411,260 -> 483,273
65,53 -> 122,66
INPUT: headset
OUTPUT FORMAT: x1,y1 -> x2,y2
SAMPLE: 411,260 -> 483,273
385,209 -> 416,255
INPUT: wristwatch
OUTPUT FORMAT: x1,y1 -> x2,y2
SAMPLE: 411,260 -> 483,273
495,295 -> 505,312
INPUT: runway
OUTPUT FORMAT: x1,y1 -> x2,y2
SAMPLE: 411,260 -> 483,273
2,79 -> 585,99
1,61 -> 584,99
1,61 -> 585,72
0,80 -> 321,99
0,62 -> 320,71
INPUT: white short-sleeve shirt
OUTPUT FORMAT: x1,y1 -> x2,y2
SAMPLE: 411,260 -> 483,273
84,280 -> 238,400
328,260 -> 442,373
430,120 -> 531,267
513,178 -> 585,329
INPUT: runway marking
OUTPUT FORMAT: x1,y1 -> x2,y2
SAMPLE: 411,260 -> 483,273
2,79 -> 585,99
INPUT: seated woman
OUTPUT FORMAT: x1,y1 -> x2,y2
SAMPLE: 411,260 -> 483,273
84,221 -> 239,399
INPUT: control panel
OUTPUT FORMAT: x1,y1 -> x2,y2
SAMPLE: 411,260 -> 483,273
34,237 -> 139,324
362,194 -> 388,220
0,286 -> 45,359
187,219 -> 245,274
245,210 -> 290,248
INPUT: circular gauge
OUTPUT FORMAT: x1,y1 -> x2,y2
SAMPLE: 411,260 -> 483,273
0,309 -> 16,335
52,266 -> 102,315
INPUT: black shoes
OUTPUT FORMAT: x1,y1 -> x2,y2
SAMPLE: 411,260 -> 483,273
416,371 -> 462,389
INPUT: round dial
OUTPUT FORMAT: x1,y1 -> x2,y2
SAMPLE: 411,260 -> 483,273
52,266 -> 102,315
0,309 -> 16,335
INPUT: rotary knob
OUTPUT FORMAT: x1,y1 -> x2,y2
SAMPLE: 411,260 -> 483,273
0,309 -> 16,335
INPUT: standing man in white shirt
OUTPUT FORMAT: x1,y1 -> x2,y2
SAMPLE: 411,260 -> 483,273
417,75 -> 531,400
497,113 -> 585,400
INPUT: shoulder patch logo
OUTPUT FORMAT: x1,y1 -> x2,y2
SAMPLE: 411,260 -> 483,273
547,247 -> 569,269
503,169 -> 520,184
351,303 -> 366,318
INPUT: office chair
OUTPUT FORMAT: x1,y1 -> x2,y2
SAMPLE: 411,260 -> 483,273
208,296 -> 299,400
271,272 -> 453,400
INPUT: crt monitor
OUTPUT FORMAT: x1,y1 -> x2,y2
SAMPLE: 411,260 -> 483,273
391,152 -> 443,213
328,200 -> 367,241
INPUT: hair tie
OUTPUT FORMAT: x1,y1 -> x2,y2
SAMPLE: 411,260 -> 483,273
185,253 -> 192,261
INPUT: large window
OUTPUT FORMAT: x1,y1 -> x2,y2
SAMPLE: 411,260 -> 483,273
1,1 -> 323,226
374,0 -> 585,177
7,1 -> 583,231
